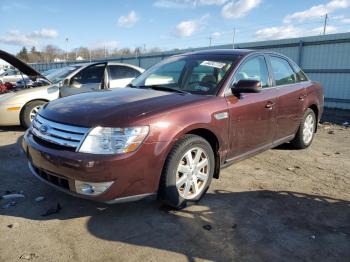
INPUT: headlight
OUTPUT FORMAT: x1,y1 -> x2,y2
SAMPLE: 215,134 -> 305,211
78,126 -> 149,154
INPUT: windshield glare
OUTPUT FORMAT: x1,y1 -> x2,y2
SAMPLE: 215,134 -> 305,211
45,66 -> 81,84
131,55 -> 238,95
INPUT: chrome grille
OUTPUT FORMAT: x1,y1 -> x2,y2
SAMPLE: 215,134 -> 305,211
31,114 -> 89,150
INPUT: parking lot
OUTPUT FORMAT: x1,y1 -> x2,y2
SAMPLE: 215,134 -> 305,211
0,116 -> 349,262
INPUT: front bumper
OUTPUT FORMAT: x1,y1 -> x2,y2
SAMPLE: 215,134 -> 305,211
22,130 -> 167,202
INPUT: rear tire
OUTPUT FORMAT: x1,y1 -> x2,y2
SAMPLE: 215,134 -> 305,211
291,108 -> 316,149
21,100 -> 46,128
159,134 -> 215,208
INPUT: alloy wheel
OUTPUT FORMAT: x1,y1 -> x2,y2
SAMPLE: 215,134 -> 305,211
29,106 -> 42,121
176,147 -> 210,200
303,114 -> 315,144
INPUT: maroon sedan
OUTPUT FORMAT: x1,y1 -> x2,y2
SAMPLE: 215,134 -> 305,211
22,50 -> 323,208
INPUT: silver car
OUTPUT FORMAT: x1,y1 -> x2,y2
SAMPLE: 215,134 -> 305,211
0,69 -> 27,84
0,50 -> 144,128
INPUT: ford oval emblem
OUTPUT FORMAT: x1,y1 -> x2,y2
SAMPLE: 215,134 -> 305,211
40,124 -> 50,134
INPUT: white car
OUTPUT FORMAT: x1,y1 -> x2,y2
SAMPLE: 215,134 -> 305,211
0,49 -> 144,127
0,69 -> 27,84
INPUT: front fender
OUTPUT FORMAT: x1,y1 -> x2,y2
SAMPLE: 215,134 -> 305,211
146,97 -> 230,161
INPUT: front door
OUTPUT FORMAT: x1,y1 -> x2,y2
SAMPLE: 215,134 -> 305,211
225,55 -> 277,160
60,63 -> 106,97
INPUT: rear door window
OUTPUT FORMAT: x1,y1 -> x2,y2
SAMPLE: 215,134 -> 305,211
109,65 -> 141,80
269,56 -> 296,86
71,64 -> 106,85
290,61 -> 309,82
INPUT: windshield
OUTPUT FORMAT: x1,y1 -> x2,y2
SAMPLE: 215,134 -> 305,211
131,54 -> 238,95
45,65 -> 82,84
42,68 -> 57,76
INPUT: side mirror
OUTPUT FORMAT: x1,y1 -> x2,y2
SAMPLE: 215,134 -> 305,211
231,79 -> 262,94
62,78 -> 70,86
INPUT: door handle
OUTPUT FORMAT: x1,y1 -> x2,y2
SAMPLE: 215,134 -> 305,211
265,101 -> 274,109
299,94 -> 307,101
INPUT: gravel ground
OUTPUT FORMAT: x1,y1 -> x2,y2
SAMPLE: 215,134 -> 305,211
0,120 -> 349,262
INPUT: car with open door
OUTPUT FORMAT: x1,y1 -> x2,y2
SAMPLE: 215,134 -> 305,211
0,49 -> 144,128
22,49 -> 324,208
59,62 -> 144,97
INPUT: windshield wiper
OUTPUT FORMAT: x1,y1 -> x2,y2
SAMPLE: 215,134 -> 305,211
131,84 -> 189,94
127,83 -> 138,88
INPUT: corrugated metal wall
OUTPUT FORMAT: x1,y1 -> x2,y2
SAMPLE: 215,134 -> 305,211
30,32 -> 350,109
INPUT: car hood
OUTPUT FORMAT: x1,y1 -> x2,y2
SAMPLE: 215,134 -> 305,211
40,88 -> 210,127
0,49 -> 51,83
0,85 -> 59,105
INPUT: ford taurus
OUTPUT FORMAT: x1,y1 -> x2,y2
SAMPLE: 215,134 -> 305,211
21,49 -> 323,208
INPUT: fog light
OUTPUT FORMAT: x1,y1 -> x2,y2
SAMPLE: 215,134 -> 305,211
75,180 -> 113,196
81,184 -> 94,194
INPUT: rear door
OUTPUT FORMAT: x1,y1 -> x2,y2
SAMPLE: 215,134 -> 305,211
226,55 -> 277,160
267,55 -> 307,141
60,63 -> 106,97
107,65 -> 141,88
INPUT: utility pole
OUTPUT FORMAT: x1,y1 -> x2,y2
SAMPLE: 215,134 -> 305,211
104,44 -> 107,58
323,13 -> 328,35
208,36 -> 212,47
232,27 -> 236,49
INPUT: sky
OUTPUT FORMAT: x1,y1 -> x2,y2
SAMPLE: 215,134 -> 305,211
0,0 -> 350,54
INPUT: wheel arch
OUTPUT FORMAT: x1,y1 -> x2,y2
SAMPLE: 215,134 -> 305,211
19,98 -> 49,125
186,128 -> 221,179
308,104 -> 319,132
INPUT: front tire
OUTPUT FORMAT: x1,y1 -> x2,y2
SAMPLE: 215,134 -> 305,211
21,100 -> 46,128
159,134 -> 215,208
291,108 -> 316,149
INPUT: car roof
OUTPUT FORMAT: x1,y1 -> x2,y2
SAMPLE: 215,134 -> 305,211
66,61 -> 143,72
175,49 -> 296,63
107,62 -> 144,71
58,62 -> 144,81
181,49 -> 255,56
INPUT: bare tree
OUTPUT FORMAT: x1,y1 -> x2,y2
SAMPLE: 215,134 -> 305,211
16,44 -> 163,64
41,45 -> 64,62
